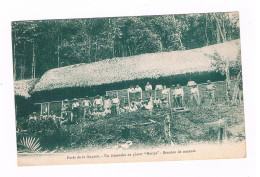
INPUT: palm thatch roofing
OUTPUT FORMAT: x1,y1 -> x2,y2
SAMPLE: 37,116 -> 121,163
32,39 -> 240,93
14,79 -> 39,98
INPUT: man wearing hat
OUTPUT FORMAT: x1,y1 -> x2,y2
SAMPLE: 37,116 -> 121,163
188,81 -> 200,106
82,96 -> 92,118
206,80 -> 216,104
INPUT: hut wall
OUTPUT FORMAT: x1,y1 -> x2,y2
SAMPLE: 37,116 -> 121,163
31,71 -> 225,103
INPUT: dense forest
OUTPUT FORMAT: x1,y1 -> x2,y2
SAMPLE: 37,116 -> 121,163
12,12 -> 240,81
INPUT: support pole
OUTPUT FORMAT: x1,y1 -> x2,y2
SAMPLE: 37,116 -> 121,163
127,91 -> 130,107
61,101 -> 63,118
47,102 -> 50,116
40,103 -> 43,116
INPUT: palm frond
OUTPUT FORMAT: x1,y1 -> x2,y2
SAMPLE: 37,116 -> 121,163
18,136 -> 42,153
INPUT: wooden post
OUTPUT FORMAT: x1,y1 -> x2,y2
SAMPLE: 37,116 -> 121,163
47,102 -> 50,116
40,103 -> 42,116
61,101 -> 63,118
168,89 -> 172,108
127,91 -> 130,106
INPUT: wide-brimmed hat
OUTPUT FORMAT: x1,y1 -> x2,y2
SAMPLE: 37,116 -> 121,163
207,80 -> 211,83
64,99 -> 69,102
85,96 -> 89,98
73,98 -> 78,101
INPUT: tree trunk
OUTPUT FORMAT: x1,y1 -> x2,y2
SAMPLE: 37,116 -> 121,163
13,42 -> 16,80
13,30 -> 17,80
205,14 -> 209,46
214,13 -> 226,43
172,15 -> 184,50
57,35 -> 60,67
32,43 -> 36,79
225,60 -> 231,103
88,36 -> 91,63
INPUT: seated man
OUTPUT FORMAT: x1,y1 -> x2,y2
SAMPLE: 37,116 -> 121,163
29,112 -> 37,122
143,97 -> 153,115
154,98 -> 162,108
129,102 -> 138,112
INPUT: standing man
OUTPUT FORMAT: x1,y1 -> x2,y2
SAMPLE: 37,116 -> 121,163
188,81 -> 200,106
135,85 -> 142,101
111,94 -> 120,116
128,85 -> 136,103
206,80 -> 216,104
162,85 -> 170,107
145,82 -> 153,97
82,96 -> 91,118
103,95 -> 112,112
72,98 -> 80,124
173,84 -> 184,107
93,95 -> 103,112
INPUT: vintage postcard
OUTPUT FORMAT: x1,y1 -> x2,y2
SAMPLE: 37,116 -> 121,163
12,12 -> 246,166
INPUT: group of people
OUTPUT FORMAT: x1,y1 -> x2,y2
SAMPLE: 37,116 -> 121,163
126,80 -> 216,109
61,94 -> 121,123
28,80 -> 217,125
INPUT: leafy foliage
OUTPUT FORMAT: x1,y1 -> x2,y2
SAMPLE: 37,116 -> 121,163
12,12 -> 240,80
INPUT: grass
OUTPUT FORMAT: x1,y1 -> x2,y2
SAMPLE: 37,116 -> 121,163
16,103 -> 245,153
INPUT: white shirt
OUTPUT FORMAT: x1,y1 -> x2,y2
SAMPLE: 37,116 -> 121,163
155,85 -> 163,90
72,102 -> 79,108
112,98 -> 120,105
206,84 -> 215,91
94,98 -> 103,105
173,88 -> 184,96
162,88 -> 170,94
190,87 -> 199,94
145,85 -> 152,91
154,99 -> 162,104
82,100 -> 91,107
104,99 -> 112,109
128,88 -> 135,93
135,87 -> 142,92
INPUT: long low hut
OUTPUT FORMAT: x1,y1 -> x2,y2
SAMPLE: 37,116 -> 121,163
18,39 -> 240,117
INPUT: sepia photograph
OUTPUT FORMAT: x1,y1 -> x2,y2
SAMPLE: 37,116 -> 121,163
12,12 -> 246,166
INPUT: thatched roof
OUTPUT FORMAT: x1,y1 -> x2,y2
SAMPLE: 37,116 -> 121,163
32,39 -> 240,92
14,79 -> 39,98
